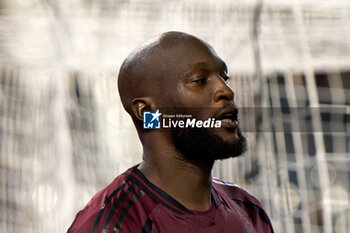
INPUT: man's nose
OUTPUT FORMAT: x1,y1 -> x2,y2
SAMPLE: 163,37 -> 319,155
213,76 -> 234,102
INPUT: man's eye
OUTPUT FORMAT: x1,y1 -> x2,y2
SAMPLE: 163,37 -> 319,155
193,77 -> 207,84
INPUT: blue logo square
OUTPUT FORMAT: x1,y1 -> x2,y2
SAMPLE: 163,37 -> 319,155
143,110 -> 161,129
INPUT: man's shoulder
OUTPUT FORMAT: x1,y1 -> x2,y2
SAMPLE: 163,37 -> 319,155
67,165 -> 152,233
212,177 -> 274,233
212,177 -> 262,208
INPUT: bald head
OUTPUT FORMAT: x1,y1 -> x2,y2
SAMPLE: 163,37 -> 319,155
117,31 -> 246,164
117,31 -> 215,120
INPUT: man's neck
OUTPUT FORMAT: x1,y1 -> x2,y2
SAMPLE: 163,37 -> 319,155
138,137 -> 214,211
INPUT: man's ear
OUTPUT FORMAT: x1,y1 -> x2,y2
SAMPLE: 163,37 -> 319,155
131,97 -> 154,121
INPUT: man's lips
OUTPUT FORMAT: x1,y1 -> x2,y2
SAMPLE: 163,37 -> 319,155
220,119 -> 238,129
215,105 -> 239,129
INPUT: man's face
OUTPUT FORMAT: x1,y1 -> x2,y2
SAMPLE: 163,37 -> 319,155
154,38 -> 247,163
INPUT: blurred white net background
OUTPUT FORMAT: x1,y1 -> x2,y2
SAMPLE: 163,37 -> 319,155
0,0 -> 349,233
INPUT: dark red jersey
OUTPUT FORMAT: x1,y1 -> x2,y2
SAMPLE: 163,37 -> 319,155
67,165 -> 274,233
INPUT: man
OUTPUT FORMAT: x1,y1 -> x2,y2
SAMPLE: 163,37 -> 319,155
67,31 -> 274,233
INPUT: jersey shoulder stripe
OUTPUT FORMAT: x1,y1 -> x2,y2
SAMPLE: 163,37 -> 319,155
127,166 -> 193,215
67,170 -> 146,233
99,184 -> 139,233
91,173 -> 133,233
141,217 -> 152,233
113,189 -> 145,232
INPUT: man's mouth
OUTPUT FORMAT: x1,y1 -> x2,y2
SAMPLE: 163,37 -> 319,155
216,107 -> 239,129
